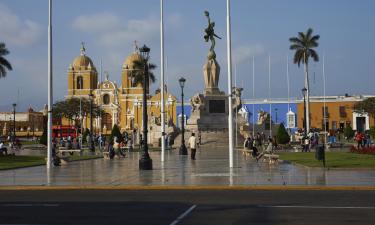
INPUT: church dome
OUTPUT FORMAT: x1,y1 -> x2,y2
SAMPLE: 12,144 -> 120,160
72,43 -> 96,71
123,52 -> 143,70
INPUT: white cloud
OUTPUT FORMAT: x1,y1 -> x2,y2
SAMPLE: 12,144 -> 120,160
72,12 -> 184,49
233,44 -> 265,64
72,12 -> 121,33
72,12 -> 161,48
0,3 -> 42,46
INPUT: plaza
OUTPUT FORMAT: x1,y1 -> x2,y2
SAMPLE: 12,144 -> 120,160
1,145 -> 375,187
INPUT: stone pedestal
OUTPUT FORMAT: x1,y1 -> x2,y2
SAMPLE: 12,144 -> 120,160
186,50 -> 231,131
186,92 -> 229,131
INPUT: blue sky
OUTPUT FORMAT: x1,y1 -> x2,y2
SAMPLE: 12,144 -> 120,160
1,0 -> 375,111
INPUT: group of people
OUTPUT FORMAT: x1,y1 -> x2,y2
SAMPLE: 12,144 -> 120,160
243,133 -> 276,161
0,137 -> 22,156
106,136 -> 128,159
354,131 -> 372,149
301,133 -> 320,152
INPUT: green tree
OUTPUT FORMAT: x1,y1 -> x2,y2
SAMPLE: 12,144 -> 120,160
53,97 -> 104,131
132,56 -> 157,94
276,123 -> 290,144
354,97 -> 375,125
110,124 -> 122,144
83,128 -> 90,143
369,126 -> 375,139
0,42 -> 12,78
289,28 -> 320,133
39,115 -> 47,145
344,125 -> 355,140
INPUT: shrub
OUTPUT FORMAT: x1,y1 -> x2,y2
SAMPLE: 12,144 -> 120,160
83,128 -> 90,143
350,145 -> 375,155
276,123 -> 290,144
344,125 -> 355,140
39,116 -> 47,145
369,126 -> 375,139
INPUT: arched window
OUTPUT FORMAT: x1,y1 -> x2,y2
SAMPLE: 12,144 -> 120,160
103,94 -> 110,105
77,76 -> 83,89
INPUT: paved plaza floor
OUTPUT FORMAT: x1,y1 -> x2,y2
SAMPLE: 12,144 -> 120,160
1,146 -> 375,187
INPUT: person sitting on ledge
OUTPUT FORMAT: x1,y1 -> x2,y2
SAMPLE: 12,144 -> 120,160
0,141 -> 8,155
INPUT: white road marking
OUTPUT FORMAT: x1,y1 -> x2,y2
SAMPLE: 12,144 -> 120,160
170,204 -> 197,225
259,205 -> 375,209
1,203 -> 59,207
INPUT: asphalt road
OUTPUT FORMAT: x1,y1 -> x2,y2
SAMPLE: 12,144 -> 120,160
0,189 -> 374,225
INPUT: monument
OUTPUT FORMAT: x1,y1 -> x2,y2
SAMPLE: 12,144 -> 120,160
186,11 -> 232,130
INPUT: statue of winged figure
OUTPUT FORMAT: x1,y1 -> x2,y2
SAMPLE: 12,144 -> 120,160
204,11 -> 221,53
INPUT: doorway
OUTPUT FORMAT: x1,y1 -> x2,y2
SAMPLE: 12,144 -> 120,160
356,117 -> 366,132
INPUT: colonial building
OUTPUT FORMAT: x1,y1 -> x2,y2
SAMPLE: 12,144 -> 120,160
66,43 -> 177,138
297,95 -> 375,132
0,107 -> 45,137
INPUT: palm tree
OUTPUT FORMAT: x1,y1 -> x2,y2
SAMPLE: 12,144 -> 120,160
289,28 -> 320,133
0,42 -> 13,78
131,59 -> 156,94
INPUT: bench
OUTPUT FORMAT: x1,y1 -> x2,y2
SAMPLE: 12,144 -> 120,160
120,146 -> 132,152
58,148 -> 82,156
263,154 -> 279,164
242,149 -> 253,157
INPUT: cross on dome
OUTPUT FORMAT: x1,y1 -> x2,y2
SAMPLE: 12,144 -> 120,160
80,41 -> 86,56
134,40 -> 139,53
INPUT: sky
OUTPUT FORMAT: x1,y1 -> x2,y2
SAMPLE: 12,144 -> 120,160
0,0 -> 375,112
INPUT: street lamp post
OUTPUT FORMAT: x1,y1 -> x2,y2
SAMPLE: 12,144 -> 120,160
89,93 -> 95,151
302,87 -> 307,137
275,108 -> 278,124
178,77 -> 187,155
12,103 -> 16,144
139,44 -> 153,170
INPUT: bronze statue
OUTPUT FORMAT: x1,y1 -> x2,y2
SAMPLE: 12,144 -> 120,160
204,11 -> 221,59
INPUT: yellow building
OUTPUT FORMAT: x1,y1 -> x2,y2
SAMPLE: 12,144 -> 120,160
297,95 -> 375,132
66,43 -> 177,135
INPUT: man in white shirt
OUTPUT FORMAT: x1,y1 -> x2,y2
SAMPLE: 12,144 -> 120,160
189,133 -> 197,160
0,142 -> 8,155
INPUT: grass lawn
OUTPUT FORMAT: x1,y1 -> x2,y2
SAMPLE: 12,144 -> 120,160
279,152 -> 375,168
0,155 -> 45,170
0,154 -> 102,170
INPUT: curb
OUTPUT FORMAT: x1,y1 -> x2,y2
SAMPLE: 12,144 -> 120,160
0,185 -> 375,191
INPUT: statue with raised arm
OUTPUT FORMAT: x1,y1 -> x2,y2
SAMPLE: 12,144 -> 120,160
204,11 -> 221,60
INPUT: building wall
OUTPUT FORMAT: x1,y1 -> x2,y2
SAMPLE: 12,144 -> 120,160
0,111 -> 44,137
297,100 -> 375,131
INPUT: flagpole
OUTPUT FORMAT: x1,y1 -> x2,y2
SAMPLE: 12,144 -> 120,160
227,0 -> 234,168
323,54 -> 327,147
252,56 -> 255,136
47,0 -> 53,168
160,0 -> 166,162
287,54 -> 290,111
269,55 -> 272,138
234,63 -> 238,149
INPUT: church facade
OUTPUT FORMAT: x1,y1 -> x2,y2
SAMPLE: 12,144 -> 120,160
66,43 -> 177,136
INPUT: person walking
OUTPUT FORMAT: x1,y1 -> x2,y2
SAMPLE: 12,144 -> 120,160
189,132 -> 197,160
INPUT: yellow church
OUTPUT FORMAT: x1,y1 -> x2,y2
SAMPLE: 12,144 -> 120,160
66,43 -> 177,141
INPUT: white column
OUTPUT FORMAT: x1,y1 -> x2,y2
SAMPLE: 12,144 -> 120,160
160,0 -> 166,162
47,0 -> 53,169
227,0 -> 234,168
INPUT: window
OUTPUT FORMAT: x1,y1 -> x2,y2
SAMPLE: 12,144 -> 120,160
103,94 -> 110,105
322,106 -> 329,118
339,106 -> 347,118
77,76 -> 83,89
